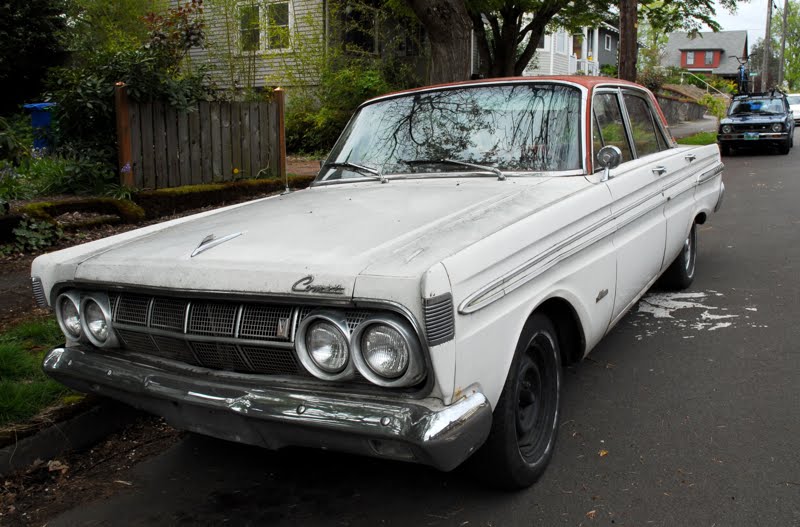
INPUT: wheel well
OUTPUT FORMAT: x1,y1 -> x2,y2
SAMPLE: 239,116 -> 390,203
695,212 -> 707,225
535,298 -> 585,366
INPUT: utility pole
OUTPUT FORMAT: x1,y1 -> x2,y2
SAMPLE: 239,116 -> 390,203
761,0 -> 774,91
779,0 -> 789,87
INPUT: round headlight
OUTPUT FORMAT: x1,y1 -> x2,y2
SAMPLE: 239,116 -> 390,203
84,298 -> 109,343
771,123 -> 783,132
721,124 -> 732,134
361,324 -> 409,379
58,295 -> 81,338
306,320 -> 349,373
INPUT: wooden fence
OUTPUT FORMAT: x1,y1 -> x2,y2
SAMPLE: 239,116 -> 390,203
115,84 -> 286,190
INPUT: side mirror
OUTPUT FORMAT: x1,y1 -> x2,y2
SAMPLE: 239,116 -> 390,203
596,145 -> 622,182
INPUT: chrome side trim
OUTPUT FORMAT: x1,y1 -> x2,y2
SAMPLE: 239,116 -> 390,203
698,163 -> 725,184
714,181 -> 726,212
459,159 -> 723,314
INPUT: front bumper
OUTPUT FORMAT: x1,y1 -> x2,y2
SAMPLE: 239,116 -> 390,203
717,131 -> 789,146
43,346 -> 492,471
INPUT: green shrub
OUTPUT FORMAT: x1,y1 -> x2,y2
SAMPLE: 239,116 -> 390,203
1,218 -> 63,255
600,64 -> 618,78
0,114 -> 33,164
638,68 -> 668,92
698,94 -> 728,119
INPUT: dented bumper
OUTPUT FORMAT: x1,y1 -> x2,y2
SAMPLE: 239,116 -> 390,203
42,346 -> 492,471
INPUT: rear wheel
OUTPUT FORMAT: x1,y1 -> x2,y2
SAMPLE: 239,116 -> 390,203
661,222 -> 697,290
476,313 -> 562,489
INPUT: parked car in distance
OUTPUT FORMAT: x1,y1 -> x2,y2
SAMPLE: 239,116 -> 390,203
717,90 -> 795,155
32,76 -> 724,489
787,93 -> 800,124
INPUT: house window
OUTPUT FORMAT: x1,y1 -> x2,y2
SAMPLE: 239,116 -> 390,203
266,2 -> 290,49
238,1 -> 291,52
240,4 -> 260,52
705,51 -> 714,65
604,34 -> 612,51
686,51 -> 695,65
556,32 -> 567,54
537,33 -> 546,50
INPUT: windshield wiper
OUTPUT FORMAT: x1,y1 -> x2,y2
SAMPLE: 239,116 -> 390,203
401,158 -> 506,181
323,162 -> 387,183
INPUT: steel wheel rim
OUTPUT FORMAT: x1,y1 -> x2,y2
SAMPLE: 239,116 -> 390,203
515,332 -> 558,464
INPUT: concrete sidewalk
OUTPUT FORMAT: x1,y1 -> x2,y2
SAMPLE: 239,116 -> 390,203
669,114 -> 718,139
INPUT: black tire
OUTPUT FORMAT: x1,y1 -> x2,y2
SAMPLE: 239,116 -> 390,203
779,137 -> 791,155
719,144 -> 731,156
661,222 -> 697,290
475,313 -> 562,489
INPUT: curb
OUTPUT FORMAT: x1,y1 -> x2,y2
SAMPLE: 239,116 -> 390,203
0,400 -> 141,477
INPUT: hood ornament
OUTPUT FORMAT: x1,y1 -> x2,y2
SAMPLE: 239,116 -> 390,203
191,232 -> 244,258
292,275 -> 345,295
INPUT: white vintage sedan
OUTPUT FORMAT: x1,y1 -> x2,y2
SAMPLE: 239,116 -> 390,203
32,77 -> 724,489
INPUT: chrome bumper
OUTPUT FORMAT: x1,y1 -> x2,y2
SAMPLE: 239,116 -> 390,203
42,347 -> 492,471
715,181 -> 725,212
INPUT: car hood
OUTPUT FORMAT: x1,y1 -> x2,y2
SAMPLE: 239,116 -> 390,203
69,177 -> 590,297
721,114 -> 785,125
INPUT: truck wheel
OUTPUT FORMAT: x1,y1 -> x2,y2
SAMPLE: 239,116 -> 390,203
476,313 -> 562,489
661,222 -> 697,290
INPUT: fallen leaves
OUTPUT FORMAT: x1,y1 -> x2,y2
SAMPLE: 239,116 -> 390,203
598,449 -> 609,458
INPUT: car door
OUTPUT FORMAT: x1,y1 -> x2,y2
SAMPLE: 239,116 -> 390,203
619,91 -> 699,275
592,88 -> 668,324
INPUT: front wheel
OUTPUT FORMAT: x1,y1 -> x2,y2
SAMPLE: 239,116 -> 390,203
475,313 -> 562,489
661,222 -> 697,290
719,144 -> 731,156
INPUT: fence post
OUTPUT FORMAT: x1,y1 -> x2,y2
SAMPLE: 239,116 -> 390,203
274,87 -> 288,191
115,82 -> 135,188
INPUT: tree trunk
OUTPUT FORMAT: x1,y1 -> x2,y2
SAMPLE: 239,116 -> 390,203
405,0 -> 473,84
618,0 -> 638,82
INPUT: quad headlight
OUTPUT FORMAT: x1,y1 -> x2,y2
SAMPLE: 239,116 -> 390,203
296,310 -> 425,387
296,312 -> 354,380
351,315 -> 424,388
79,294 -> 118,348
771,123 -> 783,132
56,292 -> 82,340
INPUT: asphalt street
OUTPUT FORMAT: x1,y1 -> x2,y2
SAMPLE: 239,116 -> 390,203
52,138 -> 800,527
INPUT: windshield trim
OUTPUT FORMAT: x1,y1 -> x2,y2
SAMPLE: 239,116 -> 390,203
311,169 -> 583,187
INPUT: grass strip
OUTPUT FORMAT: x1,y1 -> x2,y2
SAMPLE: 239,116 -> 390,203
0,316 -> 71,427
676,131 -> 718,145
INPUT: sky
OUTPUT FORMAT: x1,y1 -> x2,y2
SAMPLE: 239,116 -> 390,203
709,0 -> 771,49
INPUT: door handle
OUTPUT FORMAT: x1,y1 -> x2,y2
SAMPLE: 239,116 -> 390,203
685,153 -> 696,162
652,166 -> 667,176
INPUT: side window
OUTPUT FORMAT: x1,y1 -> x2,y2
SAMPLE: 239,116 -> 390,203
592,92 -> 633,165
622,93 -> 668,157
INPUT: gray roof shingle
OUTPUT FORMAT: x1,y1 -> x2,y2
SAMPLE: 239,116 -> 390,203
663,31 -> 749,75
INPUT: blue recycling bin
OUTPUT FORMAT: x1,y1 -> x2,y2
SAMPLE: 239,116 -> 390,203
23,102 -> 57,152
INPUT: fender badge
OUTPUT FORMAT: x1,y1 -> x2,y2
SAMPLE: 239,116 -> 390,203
596,288 -> 609,303
291,275 -> 345,295
191,232 -> 244,257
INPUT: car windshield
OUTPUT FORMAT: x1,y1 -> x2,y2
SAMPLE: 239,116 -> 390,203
787,95 -> 800,105
729,97 -> 785,115
317,83 -> 582,182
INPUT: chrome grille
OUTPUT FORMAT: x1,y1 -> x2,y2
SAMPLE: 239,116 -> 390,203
106,291 -> 422,380
191,342 -> 247,371
116,295 -> 150,326
424,294 -> 455,346
188,302 -> 237,336
239,305 -> 293,341
31,277 -> 48,308
150,298 -> 187,331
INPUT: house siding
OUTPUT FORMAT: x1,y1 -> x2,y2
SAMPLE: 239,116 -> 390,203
597,29 -> 617,68
187,0 -> 325,89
